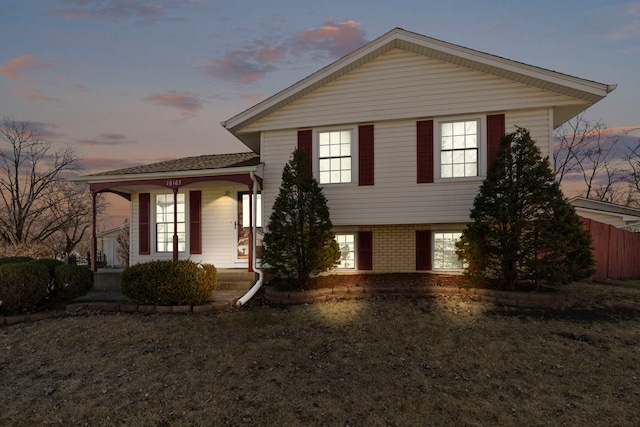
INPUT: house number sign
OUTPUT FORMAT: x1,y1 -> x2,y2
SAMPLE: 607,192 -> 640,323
166,179 -> 182,188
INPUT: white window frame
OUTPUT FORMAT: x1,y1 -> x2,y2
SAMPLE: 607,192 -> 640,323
154,192 -> 187,254
435,116 -> 486,181
334,232 -> 356,270
313,125 -> 358,186
433,231 -> 464,270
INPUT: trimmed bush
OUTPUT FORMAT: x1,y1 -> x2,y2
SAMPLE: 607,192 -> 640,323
0,262 -> 49,315
30,258 -> 64,278
0,256 -> 33,267
54,264 -> 94,301
121,260 -> 217,305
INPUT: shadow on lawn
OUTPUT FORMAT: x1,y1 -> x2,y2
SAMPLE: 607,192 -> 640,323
484,303 -> 640,322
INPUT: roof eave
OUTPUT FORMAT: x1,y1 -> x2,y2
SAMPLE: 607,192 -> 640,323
71,164 -> 262,185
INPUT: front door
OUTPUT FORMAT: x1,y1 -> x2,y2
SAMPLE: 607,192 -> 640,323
235,191 -> 262,266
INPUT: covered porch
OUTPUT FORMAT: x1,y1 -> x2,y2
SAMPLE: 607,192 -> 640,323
72,153 -> 263,273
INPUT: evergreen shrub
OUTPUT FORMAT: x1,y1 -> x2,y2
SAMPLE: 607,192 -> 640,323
53,264 -> 94,301
0,256 -> 33,266
0,262 -> 49,315
121,260 -> 217,305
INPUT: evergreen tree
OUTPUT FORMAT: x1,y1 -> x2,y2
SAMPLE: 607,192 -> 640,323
456,127 -> 594,289
261,148 -> 340,289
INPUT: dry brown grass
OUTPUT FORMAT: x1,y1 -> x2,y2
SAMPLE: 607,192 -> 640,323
1,280 -> 640,427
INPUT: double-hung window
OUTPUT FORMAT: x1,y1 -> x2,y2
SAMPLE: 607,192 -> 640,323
334,233 -> 356,269
440,120 -> 479,178
156,193 -> 186,252
433,232 -> 463,269
318,130 -> 352,184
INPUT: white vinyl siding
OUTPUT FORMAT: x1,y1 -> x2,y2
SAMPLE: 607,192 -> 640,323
261,109 -> 551,227
243,49 -> 583,134
256,48 -> 558,228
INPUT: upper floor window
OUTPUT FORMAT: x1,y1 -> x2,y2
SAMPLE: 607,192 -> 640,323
440,120 -> 479,178
318,130 -> 352,184
156,193 -> 185,252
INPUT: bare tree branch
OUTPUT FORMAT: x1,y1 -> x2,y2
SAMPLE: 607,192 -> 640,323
0,117 -> 87,252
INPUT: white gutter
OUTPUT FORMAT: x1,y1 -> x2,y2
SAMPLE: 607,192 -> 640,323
237,171 -> 264,306
71,165 -> 261,184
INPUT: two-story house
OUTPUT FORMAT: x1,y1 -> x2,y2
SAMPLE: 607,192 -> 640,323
76,28 -> 615,296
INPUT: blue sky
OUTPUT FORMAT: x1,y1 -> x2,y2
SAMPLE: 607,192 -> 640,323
1,0 -> 639,176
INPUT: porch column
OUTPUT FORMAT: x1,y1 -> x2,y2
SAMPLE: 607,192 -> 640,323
172,188 -> 179,261
91,191 -> 97,272
247,181 -> 254,273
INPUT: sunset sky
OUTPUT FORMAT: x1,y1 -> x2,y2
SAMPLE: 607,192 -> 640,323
2,1 -> 640,224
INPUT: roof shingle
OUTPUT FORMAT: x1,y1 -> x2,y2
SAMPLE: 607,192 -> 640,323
88,152 -> 260,176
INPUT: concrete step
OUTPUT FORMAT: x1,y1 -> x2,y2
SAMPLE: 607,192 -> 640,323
217,270 -> 257,291
92,269 -> 124,291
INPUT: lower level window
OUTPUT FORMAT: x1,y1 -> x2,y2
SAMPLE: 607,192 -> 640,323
433,232 -> 463,269
335,233 -> 355,269
156,193 -> 186,252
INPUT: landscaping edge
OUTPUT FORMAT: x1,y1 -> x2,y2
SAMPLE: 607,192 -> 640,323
264,285 -> 577,309
1,286 -> 576,327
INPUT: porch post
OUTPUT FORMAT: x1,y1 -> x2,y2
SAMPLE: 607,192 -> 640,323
172,188 -> 179,261
247,181 -> 254,273
91,191 -> 97,272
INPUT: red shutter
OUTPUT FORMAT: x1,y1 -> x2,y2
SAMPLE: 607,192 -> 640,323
297,129 -> 313,175
189,191 -> 202,255
417,120 -> 434,183
357,231 -> 373,271
139,193 -> 150,255
358,124 -> 374,186
415,230 -> 432,271
487,114 -> 505,167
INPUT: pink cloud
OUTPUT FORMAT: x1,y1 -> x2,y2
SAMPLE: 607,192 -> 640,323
202,20 -> 366,86
293,19 -> 368,58
78,134 -> 138,146
202,46 -> 282,83
14,88 -> 68,108
142,91 -> 204,117
0,55 -> 55,82
241,92 -> 265,104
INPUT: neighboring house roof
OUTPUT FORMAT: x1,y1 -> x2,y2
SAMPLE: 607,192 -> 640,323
84,152 -> 260,178
97,224 -> 128,238
570,196 -> 640,231
222,27 -> 616,153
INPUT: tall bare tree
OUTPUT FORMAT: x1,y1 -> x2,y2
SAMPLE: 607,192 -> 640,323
0,117 -> 82,251
622,140 -> 640,207
554,114 -> 633,204
47,180 -> 108,260
116,220 -> 130,267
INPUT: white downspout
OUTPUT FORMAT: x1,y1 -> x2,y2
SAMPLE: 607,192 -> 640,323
237,171 -> 264,306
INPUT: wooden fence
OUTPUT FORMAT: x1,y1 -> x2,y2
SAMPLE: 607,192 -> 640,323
580,217 -> 640,279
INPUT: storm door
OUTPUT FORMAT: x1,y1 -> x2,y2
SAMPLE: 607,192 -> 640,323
235,191 -> 263,265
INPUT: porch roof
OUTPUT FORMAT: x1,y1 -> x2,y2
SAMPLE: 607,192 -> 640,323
72,152 -> 262,198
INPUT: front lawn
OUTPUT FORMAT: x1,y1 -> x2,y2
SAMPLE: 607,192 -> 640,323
1,281 -> 639,426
